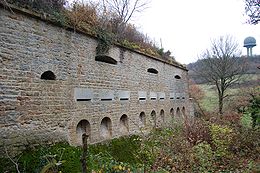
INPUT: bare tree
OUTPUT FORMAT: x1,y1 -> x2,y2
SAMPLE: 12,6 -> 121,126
245,0 -> 260,24
101,0 -> 149,36
195,35 -> 247,115
104,0 -> 149,24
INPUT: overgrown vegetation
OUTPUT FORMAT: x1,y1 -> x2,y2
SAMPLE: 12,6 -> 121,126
1,115 -> 259,172
3,0 -> 176,62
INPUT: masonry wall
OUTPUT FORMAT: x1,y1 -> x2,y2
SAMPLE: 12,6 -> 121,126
0,5 -> 193,153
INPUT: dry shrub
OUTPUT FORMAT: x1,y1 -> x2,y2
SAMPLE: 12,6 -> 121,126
65,1 -> 99,32
183,118 -> 211,146
6,0 -> 67,13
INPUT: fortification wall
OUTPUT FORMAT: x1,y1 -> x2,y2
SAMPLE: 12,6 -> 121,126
0,4 -> 193,153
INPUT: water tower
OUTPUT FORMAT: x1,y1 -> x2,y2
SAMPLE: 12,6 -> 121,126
244,36 -> 256,57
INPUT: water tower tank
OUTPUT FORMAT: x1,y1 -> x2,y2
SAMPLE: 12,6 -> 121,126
243,36 -> 256,57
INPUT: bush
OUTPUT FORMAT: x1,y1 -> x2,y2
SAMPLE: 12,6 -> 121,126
7,0 -> 67,14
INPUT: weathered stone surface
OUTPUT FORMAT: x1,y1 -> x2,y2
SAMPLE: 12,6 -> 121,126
0,4 -> 194,155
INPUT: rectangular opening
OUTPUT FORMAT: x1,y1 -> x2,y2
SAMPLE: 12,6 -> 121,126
182,97 -> 185,99
139,98 -> 146,100
160,98 -> 165,100
76,99 -> 91,101
120,98 -> 129,101
151,98 -> 156,100
176,97 -> 180,99
101,98 -> 113,101
170,97 -> 174,100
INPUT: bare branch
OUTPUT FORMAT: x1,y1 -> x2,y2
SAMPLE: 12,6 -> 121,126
4,147 -> 21,173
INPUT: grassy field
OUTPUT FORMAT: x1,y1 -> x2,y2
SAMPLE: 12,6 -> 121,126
199,84 -> 218,112
198,84 -> 242,112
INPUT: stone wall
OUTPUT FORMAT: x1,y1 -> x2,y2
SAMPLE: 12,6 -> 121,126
0,4 -> 193,154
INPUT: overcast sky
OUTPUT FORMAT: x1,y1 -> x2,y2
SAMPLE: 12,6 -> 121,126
132,0 -> 260,64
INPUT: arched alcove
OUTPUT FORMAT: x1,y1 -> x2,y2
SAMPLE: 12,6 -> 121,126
170,108 -> 174,118
176,107 -> 181,117
120,114 -> 129,134
76,120 -> 91,144
147,68 -> 158,74
40,70 -> 56,80
174,75 -> 181,79
139,112 -> 146,127
182,106 -> 186,117
151,110 -> 156,127
100,117 -> 112,139
160,109 -> 165,123
95,55 -> 117,65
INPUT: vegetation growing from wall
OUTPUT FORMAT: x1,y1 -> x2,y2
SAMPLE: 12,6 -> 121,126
3,0 -> 176,63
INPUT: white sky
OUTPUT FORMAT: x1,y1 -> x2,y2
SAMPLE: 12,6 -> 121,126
132,0 -> 260,64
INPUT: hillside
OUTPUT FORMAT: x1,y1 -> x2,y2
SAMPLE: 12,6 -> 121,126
187,55 -> 260,84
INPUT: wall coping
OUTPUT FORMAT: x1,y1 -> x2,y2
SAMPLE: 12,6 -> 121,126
0,1 -> 188,71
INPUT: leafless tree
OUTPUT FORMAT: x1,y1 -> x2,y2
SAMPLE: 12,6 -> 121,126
195,35 -> 247,115
100,0 -> 149,37
245,0 -> 260,24
104,0 -> 149,23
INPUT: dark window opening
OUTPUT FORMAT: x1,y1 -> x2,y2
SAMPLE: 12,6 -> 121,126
101,98 -> 113,101
77,99 -> 91,101
170,97 -> 174,100
176,97 -> 180,99
151,98 -> 156,100
147,68 -> 158,74
95,55 -> 117,65
120,98 -> 129,101
182,97 -> 185,99
174,75 -> 181,79
160,98 -> 165,100
41,71 -> 56,80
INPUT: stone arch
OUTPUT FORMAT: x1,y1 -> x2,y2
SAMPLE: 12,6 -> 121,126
182,106 -> 186,118
95,55 -> 117,65
170,108 -> 174,118
120,114 -> 129,134
76,120 -> 91,144
174,75 -> 181,79
139,112 -> 146,127
160,109 -> 165,123
40,70 -> 56,80
151,110 -> 156,127
176,107 -> 181,117
100,117 -> 112,139
147,68 -> 158,74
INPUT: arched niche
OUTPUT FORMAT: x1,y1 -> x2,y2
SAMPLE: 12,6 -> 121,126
170,108 -> 174,118
76,120 -> 91,144
151,110 -> 156,127
147,68 -> 158,74
160,109 -> 165,123
100,117 -> 112,139
182,106 -> 186,117
120,114 -> 129,134
139,112 -> 146,127
95,55 -> 117,65
176,107 -> 181,117
41,70 -> 56,80
174,75 -> 181,79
